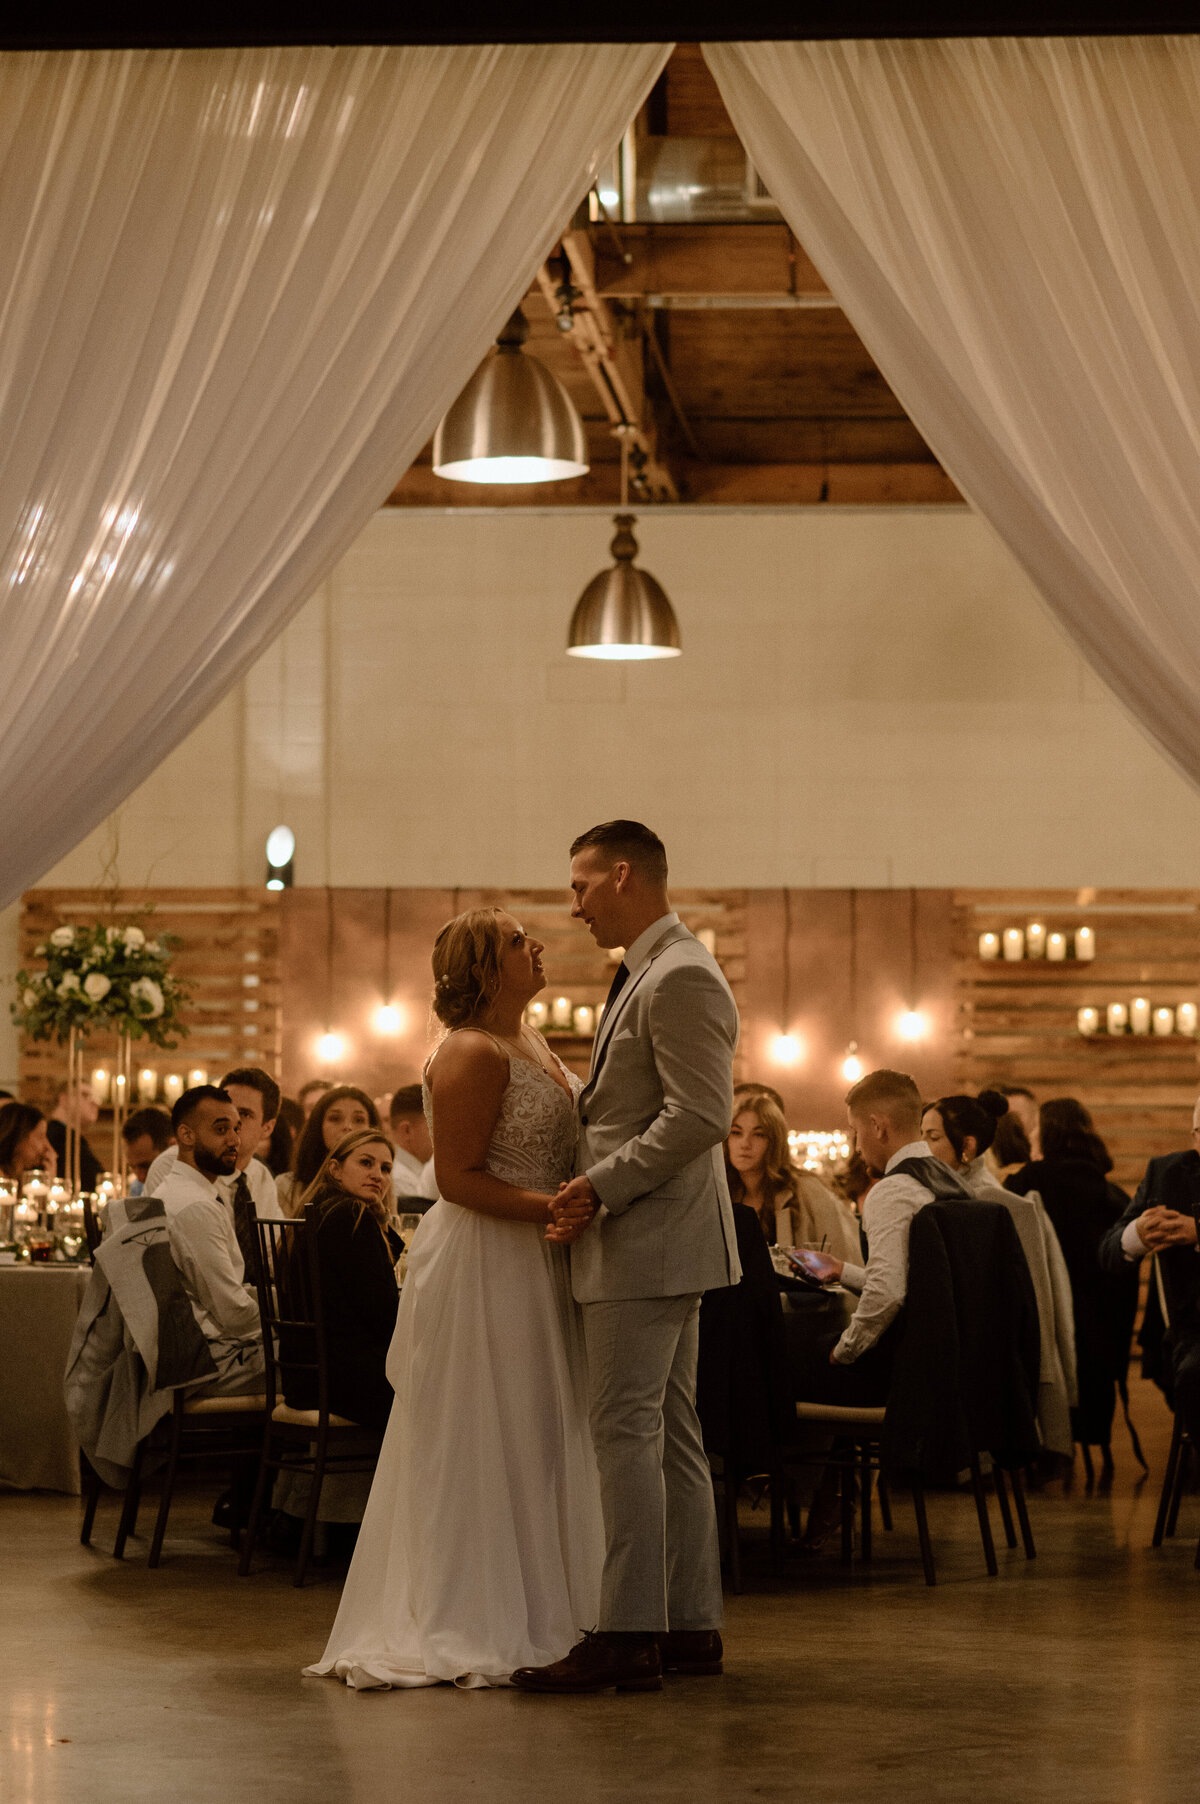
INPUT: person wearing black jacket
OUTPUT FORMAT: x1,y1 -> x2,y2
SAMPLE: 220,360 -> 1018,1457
1098,1102 -> 1200,1442
284,1128 -> 400,1430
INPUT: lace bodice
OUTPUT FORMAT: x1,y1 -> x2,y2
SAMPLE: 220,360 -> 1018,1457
424,1044 -> 580,1195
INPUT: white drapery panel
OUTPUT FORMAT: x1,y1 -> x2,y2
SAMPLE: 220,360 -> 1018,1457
0,43 -> 669,905
706,38 -> 1200,793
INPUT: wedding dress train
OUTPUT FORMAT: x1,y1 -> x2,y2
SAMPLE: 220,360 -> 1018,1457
305,1050 -> 602,1689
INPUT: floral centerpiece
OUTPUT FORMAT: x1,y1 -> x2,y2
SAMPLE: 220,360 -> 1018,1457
12,922 -> 189,1047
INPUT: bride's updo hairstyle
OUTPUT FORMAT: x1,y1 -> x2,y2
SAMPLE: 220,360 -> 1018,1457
431,907 -> 507,1030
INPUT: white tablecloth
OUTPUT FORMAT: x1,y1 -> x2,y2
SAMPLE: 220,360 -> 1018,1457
0,1264 -> 90,1493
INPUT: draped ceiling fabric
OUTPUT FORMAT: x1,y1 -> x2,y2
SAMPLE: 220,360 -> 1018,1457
707,37 -> 1200,795
0,44 -> 670,906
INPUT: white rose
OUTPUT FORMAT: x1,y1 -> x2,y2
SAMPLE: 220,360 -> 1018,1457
83,973 -> 112,1002
57,973 -> 81,995
130,976 -> 165,1018
50,926 -> 75,948
105,927 -> 119,944
123,926 -> 146,952
22,987 -> 38,1010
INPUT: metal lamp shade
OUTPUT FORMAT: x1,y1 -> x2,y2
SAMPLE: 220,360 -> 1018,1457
567,515 -> 682,661
432,318 -> 588,485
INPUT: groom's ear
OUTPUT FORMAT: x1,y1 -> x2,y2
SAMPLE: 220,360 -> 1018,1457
612,860 -> 632,893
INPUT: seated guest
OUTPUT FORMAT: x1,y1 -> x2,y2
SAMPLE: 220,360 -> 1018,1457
278,1085 -> 381,1215
832,1150 -> 875,1218
734,1079 -> 786,1113
1008,1098 -> 1136,1450
298,1078 -> 334,1119
121,1106 -> 173,1192
0,1101 -> 56,1183
1100,1096 -> 1200,1448
157,1086 -> 264,1397
725,1089 -> 860,1262
988,1109 -> 1033,1184
263,1096 -> 303,1178
146,1067 -> 282,1272
388,1083 -> 439,1206
283,1128 -> 400,1430
790,1069 -> 959,1404
46,1079 -> 102,1191
923,1091 -> 1078,1463
994,1084 -> 1041,1158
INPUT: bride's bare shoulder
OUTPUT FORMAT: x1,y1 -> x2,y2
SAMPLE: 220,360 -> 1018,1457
426,1029 -> 508,1088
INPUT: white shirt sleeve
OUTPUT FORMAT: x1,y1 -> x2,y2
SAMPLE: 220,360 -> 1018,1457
1120,1217 -> 1148,1260
169,1200 -> 261,1343
833,1177 -> 923,1363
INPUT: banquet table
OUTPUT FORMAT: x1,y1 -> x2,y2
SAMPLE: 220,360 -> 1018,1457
0,1264 -> 91,1494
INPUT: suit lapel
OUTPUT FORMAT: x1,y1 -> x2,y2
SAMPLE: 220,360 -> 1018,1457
585,922 -> 690,1092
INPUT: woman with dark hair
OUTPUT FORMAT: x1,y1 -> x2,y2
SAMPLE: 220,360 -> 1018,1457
1007,1098 -> 1137,1456
277,1086 -> 381,1214
0,1101 -> 55,1184
922,1091 -> 1078,1464
988,1110 -> 1033,1183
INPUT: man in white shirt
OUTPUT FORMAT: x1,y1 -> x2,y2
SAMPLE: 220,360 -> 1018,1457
157,1086 -> 265,1398
794,1068 -> 947,1405
146,1066 -> 282,1270
388,1083 -> 438,1206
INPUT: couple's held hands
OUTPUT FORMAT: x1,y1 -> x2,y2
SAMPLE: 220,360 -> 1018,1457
545,1175 -> 599,1245
1138,1206 -> 1199,1252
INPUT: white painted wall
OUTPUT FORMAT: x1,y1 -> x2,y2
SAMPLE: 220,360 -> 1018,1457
35,505 -> 1200,896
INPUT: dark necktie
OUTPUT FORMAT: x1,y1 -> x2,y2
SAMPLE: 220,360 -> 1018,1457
603,961 -> 630,1019
230,1171 -> 258,1282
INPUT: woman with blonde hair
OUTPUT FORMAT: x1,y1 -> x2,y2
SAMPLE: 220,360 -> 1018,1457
307,905 -> 602,1691
725,1090 -> 860,1263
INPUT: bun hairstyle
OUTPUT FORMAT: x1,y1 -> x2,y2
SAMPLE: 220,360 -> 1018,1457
926,1090 -> 1009,1160
431,907 -> 508,1030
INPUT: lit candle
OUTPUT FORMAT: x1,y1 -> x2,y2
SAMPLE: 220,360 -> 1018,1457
550,996 -> 573,1030
1178,1003 -> 1198,1037
1026,922 -> 1047,959
1107,1002 -> 1128,1035
1046,932 -> 1067,962
1003,928 -> 1025,962
978,932 -> 1000,960
1154,1007 -> 1175,1037
90,1067 -> 111,1105
1131,997 -> 1151,1035
112,1073 -> 126,1105
163,1073 -> 184,1105
1075,926 -> 1096,961
137,1068 -> 157,1102
187,1067 -> 208,1088
1077,1006 -> 1100,1036
573,1004 -> 596,1037
525,1000 -> 549,1031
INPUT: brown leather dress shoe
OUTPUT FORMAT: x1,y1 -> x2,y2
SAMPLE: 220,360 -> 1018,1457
658,1630 -> 723,1675
510,1631 -> 663,1694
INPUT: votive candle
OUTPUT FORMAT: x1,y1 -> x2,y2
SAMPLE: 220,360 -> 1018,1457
1003,927 -> 1025,962
1107,1002 -> 1128,1034
525,1000 -> 549,1031
1077,1006 -> 1100,1036
1154,1007 -> 1175,1037
137,1068 -> 157,1103
1075,926 -> 1096,961
573,1004 -> 596,1037
978,932 -> 1000,960
1131,997 -> 1151,1035
1177,1002 -> 1198,1037
187,1067 -> 208,1088
90,1067 -> 111,1106
550,996 -> 573,1030
1026,922 -> 1047,959
163,1074 -> 184,1105
1047,932 -> 1067,962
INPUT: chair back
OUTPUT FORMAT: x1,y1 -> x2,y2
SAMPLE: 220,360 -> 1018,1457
83,1195 -> 104,1259
249,1214 -> 333,1425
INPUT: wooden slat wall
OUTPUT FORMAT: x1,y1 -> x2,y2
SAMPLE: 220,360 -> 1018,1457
19,889 -> 281,1111
952,889 -> 1200,1190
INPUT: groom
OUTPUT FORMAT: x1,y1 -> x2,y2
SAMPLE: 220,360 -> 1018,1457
512,820 -> 741,1695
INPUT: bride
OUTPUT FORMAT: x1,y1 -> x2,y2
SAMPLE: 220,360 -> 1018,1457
305,907 -> 603,1689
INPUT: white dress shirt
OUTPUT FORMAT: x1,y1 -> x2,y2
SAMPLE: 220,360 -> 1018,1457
620,912 -> 680,982
146,1144 -> 282,1221
391,1146 -> 439,1202
156,1159 -> 262,1361
833,1140 -> 934,1364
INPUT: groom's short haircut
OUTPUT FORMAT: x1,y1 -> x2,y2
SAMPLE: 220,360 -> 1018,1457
570,820 -> 668,885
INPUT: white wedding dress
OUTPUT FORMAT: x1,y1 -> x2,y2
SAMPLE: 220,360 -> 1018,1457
305,1046 -> 603,1689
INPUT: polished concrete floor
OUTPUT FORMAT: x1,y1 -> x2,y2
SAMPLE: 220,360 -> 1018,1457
5,1378 -> 1200,1804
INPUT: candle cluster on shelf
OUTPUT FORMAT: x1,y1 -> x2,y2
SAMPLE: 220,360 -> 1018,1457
979,924 -> 1096,962
89,1065 -> 205,1106
787,1130 -> 852,1173
524,997 -> 599,1038
1077,1000 -> 1198,1037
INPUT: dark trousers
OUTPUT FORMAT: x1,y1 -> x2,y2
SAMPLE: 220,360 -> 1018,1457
1171,1331 -> 1200,1446
795,1327 -> 897,1408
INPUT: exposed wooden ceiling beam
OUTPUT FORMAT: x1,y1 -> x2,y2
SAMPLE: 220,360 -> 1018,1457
387,461 -> 961,508
593,224 -> 832,303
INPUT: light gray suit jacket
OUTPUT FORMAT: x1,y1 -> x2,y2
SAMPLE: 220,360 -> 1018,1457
571,920 -> 743,1304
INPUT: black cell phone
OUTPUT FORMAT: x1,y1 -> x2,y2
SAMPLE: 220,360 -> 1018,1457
784,1251 -> 830,1291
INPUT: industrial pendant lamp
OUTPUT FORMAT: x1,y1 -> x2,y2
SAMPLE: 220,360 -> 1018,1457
432,307 -> 588,484
567,438 -> 681,661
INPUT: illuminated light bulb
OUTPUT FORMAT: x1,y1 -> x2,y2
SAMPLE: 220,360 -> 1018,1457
770,1033 -> 802,1066
375,1004 -> 403,1035
842,1044 -> 864,1084
897,1010 -> 928,1042
316,1032 -> 346,1063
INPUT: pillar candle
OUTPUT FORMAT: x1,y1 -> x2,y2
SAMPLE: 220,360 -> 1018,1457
1046,932 -> 1067,962
550,996 -> 573,1030
525,1000 -> 548,1031
1077,1006 -> 1100,1036
1154,1007 -> 1175,1037
1177,1002 -> 1198,1037
90,1067 -> 111,1105
1130,997 -> 1151,1035
163,1074 -> 184,1105
112,1073 -> 126,1105
137,1068 -> 157,1103
187,1067 -> 208,1088
978,932 -> 1000,960
1025,922 -> 1047,959
1002,927 -> 1024,961
573,1004 -> 596,1037
1107,1002 -> 1128,1034
1075,926 -> 1096,961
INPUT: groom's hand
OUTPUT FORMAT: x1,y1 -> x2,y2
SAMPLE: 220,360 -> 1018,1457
545,1176 -> 599,1244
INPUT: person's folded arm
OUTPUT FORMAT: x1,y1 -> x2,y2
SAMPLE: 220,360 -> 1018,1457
585,963 -> 738,1215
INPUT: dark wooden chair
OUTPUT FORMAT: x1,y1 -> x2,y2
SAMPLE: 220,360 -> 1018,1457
237,1215 -> 384,1588
1151,1411 -> 1200,1565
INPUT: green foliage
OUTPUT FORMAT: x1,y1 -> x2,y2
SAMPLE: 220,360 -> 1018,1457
12,920 -> 190,1048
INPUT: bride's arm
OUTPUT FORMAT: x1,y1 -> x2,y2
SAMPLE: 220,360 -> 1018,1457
428,1033 -> 553,1224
